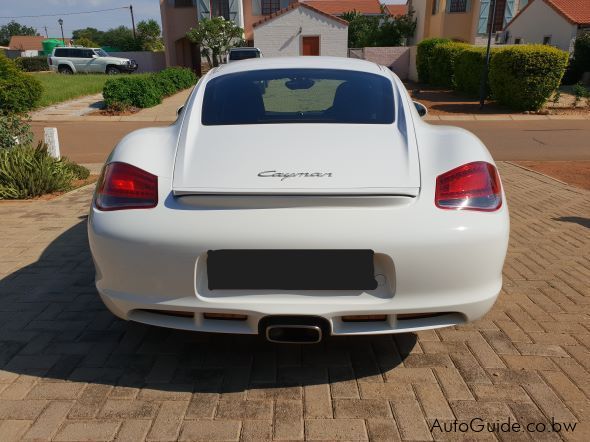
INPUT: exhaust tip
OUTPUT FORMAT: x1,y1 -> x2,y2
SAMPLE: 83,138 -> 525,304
266,325 -> 322,344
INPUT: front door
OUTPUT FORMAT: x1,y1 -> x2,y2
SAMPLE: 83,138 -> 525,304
301,36 -> 320,56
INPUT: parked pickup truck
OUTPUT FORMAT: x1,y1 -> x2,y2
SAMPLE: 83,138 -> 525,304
48,47 -> 138,74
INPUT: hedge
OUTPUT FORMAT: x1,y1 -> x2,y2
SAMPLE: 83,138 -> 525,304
454,47 -> 498,97
489,45 -> 569,111
15,56 -> 49,72
564,32 -> 590,84
103,67 -> 197,109
0,53 -> 43,114
429,42 -> 470,88
416,38 -> 450,83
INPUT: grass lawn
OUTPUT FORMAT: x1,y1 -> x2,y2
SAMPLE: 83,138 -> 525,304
30,73 -> 109,108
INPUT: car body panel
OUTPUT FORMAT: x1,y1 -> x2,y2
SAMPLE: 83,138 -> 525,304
88,57 -> 509,337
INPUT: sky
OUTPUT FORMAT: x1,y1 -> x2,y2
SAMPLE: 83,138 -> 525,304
0,0 -> 162,38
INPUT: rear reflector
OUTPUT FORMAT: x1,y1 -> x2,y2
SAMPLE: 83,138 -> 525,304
95,162 -> 158,211
203,313 -> 248,321
342,315 -> 387,322
435,161 -> 502,211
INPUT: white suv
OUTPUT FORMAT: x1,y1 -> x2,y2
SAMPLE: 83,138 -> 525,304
48,47 -> 138,75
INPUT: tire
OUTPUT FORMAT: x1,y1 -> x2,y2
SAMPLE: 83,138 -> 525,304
106,66 -> 121,75
58,65 -> 73,75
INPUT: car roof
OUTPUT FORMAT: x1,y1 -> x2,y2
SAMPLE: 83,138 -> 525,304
210,56 -> 387,78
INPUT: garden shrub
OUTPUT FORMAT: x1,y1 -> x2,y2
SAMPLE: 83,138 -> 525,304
0,113 -> 33,149
103,67 -> 198,110
64,160 -> 90,180
15,56 -> 49,72
454,47 -> 498,97
564,32 -> 590,84
103,75 -> 163,109
429,42 -> 469,88
0,143 -> 77,199
489,45 -> 569,111
0,52 -> 43,114
416,38 -> 450,83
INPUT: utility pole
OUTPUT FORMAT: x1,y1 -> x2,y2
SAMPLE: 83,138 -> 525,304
129,4 -> 136,39
58,18 -> 65,45
479,0 -> 498,109
44,26 -> 49,38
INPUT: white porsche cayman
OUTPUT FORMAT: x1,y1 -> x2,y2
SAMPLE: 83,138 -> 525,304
88,57 -> 509,343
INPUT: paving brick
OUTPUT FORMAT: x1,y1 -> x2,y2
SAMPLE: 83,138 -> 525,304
304,384 -> 332,418
433,367 -> 474,401
99,400 -> 159,419
216,399 -> 272,420
54,421 -> 121,441
146,400 -> 188,441
0,420 -> 32,442
334,398 -> 392,418
0,399 -> 48,419
305,419 -> 368,441
390,396 -> 433,441
366,418 -> 401,442
185,392 -> 219,419
241,419 -> 272,441
26,381 -> 85,399
274,400 -> 303,440
414,383 -> 455,420
114,419 -> 152,442
22,400 -> 73,441
179,420 -> 241,441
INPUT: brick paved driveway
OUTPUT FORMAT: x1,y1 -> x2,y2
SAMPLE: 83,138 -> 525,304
0,163 -> 588,441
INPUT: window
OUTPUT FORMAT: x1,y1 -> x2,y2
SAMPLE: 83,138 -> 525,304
211,0 -> 230,19
262,0 -> 281,15
81,49 -> 94,58
543,36 -> 552,45
173,0 -> 193,7
449,0 -> 467,13
432,0 -> 439,15
514,38 -> 522,44
94,49 -> 108,57
54,48 -> 66,57
229,49 -> 261,61
202,69 -> 395,125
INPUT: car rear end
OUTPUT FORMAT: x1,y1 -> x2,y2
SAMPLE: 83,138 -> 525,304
88,59 -> 509,341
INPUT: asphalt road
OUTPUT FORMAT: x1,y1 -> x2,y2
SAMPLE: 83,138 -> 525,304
31,119 -> 590,164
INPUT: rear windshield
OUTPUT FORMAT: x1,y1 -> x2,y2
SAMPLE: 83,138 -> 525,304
229,50 -> 260,61
201,68 -> 394,125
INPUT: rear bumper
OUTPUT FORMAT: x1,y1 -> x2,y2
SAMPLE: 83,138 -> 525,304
88,177 -> 509,336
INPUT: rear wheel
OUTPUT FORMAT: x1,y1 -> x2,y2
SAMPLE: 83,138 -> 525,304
58,65 -> 73,74
106,66 -> 121,75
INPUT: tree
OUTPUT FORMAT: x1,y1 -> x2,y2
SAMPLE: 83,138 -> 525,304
137,20 -> 164,52
186,17 -> 244,68
74,37 -> 99,48
101,26 -> 141,51
72,27 -> 105,45
0,21 -> 38,47
342,8 -> 416,48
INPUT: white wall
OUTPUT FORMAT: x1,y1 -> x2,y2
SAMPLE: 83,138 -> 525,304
505,0 -> 577,51
253,7 -> 348,57
408,0 -> 427,45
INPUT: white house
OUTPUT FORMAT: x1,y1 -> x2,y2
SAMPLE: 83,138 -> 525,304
504,0 -> 590,51
253,2 -> 348,57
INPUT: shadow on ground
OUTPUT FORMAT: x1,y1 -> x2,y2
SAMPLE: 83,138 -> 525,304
554,216 -> 590,229
0,221 -> 415,393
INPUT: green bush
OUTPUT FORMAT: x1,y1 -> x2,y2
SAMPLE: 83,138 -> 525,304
103,68 -> 198,110
565,32 -> 590,84
416,38 -> 450,83
155,67 -> 197,91
0,143 -> 76,199
64,160 -> 90,180
489,45 -> 569,111
0,53 -> 43,114
455,47 -> 498,97
429,42 -> 469,88
15,56 -> 49,72
0,113 -> 33,149
103,75 -> 163,109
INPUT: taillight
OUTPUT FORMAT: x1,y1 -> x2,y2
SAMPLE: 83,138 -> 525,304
48,58 -> 52,66
95,162 -> 158,211
435,161 -> 502,211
